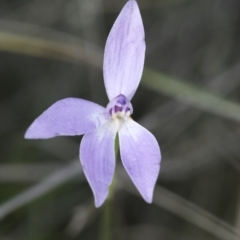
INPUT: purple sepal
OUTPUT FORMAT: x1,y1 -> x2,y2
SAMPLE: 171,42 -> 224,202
103,0 -> 145,101
80,121 -> 117,207
119,119 -> 161,203
25,98 -> 109,139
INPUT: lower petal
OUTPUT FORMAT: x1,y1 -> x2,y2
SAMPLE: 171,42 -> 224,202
119,119 -> 161,203
80,121 -> 117,207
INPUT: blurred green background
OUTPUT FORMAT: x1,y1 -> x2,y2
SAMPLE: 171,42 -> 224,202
0,0 -> 240,239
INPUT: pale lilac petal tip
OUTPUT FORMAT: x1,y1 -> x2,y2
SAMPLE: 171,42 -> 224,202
103,0 -> 145,101
25,98 -> 109,139
80,121 -> 117,207
119,119 -> 161,203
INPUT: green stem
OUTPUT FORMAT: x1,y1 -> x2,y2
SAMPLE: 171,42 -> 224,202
100,135 -> 119,240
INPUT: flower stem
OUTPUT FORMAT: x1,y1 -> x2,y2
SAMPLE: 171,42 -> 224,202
100,135 -> 119,240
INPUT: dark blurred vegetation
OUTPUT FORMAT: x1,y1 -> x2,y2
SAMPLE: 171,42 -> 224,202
0,0 -> 240,239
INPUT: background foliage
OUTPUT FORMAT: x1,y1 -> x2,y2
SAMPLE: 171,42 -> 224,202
0,0 -> 240,239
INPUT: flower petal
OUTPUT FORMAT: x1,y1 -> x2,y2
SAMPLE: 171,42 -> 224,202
103,0 -> 145,101
80,121 -> 117,207
119,119 -> 161,203
25,98 -> 109,139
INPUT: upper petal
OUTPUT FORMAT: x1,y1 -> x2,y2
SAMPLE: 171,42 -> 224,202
80,121 -> 117,207
119,119 -> 161,203
103,0 -> 145,101
25,98 -> 109,139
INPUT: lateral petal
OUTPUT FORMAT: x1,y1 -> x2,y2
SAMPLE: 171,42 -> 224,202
103,0 -> 145,101
25,98 -> 109,139
80,121 -> 117,207
119,119 -> 161,203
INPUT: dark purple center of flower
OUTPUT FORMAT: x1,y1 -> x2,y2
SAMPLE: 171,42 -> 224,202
106,94 -> 133,117
117,94 -> 127,105
115,106 -> 123,113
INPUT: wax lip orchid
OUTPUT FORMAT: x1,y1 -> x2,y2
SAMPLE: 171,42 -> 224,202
25,0 -> 161,207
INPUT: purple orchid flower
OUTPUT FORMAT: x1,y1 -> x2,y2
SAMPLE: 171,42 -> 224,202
25,0 -> 161,207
